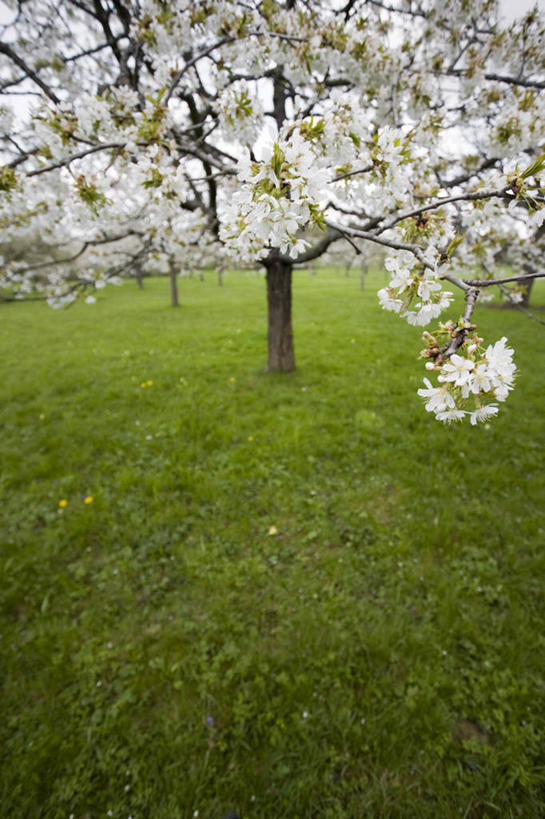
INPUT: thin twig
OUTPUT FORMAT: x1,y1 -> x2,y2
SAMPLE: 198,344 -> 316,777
26,142 -> 125,177
330,165 -> 374,183
463,271 -> 545,287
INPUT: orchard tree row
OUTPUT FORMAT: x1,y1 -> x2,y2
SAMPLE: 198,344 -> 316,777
1,0 -> 544,423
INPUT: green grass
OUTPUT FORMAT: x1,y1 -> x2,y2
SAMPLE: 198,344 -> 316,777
1,268 -> 545,818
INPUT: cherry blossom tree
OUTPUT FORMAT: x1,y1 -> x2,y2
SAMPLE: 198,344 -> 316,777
1,0 -> 544,423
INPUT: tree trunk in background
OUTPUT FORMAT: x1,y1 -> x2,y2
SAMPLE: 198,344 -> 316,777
265,257 -> 295,372
503,265 -> 536,308
169,259 -> 179,307
135,263 -> 144,289
521,266 -> 535,307
360,259 -> 367,291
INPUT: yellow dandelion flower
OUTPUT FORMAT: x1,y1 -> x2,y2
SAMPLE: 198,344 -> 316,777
229,377 -> 236,383
140,382 -> 147,388
248,435 -> 254,441
59,499 -> 68,508
84,496 -> 94,504
147,380 -> 153,386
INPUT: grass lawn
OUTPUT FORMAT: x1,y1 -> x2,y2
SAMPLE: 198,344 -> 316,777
1,268 -> 545,818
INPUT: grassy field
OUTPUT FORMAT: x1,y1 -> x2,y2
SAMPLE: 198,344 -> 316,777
1,268 -> 545,818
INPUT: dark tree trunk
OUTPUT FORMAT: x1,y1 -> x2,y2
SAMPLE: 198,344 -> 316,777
519,225 -> 543,307
265,257 -> 295,372
169,259 -> 179,307
521,266 -> 535,307
135,263 -> 144,289
504,264 -> 536,308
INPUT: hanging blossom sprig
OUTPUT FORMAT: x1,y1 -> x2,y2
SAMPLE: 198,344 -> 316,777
377,250 -> 453,326
372,151 -> 545,424
417,288 -> 516,424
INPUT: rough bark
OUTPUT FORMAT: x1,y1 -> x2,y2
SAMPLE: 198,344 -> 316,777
265,257 -> 295,372
169,259 -> 179,307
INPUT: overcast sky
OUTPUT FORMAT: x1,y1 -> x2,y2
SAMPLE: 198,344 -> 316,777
501,0 -> 545,19
1,0 -> 545,24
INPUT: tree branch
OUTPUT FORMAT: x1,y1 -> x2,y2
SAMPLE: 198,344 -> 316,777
0,42 -> 60,103
462,271 -> 545,287
26,142 -> 126,177
441,286 -> 480,358
289,229 -> 344,265
449,68 -> 545,90
325,220 -> 433,269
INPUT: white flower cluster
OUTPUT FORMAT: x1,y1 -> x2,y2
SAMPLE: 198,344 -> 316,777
366,127 -> 418,210
377,251 -> 453,326
220,132 -> 329,262
418,337 -> 516,424
217,81 -> 262,146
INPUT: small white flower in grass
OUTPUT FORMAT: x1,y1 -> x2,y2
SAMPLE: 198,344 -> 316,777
469,404 -> 499,425
302,711 -> 308,719
85,295 -> 96,304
